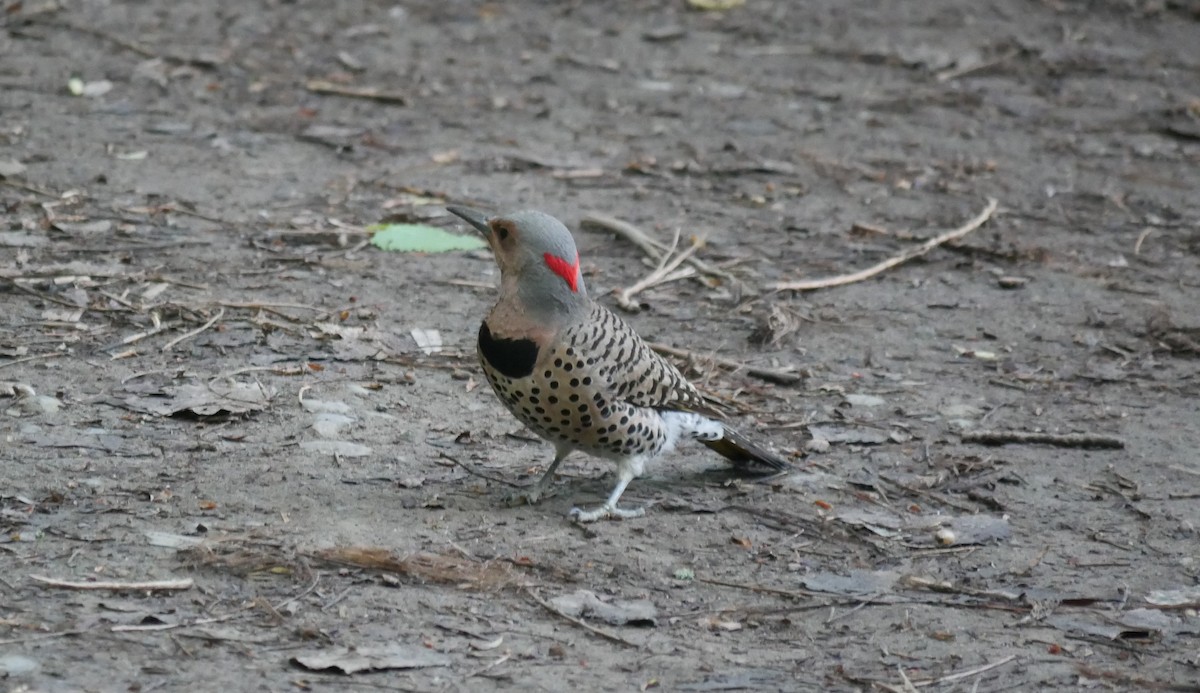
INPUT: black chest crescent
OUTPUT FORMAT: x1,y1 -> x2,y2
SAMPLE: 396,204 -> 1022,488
478,322 -> 539,379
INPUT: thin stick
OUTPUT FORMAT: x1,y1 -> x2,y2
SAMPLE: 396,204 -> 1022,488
696,576 -> 822,600
162,308 -> 224,352
0,352 -> 65,369
216,301 -> 326,312
935,49 -> 1020,82
910,655 -> 1018,687
52,20 -> 214,68
437,452 -> 523,488
0,178 -> 61,198
770,198 -> 998,292
962,430 -> 1124,449
104,321 -> 182,350
463,654 -> 511,680
823,593 -> 883,624
29,575 -> 193,591
1134,227 -> 1153,255
525,588 -> 642,649
580,213 -> 734,282
614,230 -> 701,312
111,613 -> 239,633
0,629 -> 88,646
648,342 -> 803,385
305,80 -> 407,105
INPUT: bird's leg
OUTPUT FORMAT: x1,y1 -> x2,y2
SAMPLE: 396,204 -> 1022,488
505,446 -> 568,507
569,458 -> 646,523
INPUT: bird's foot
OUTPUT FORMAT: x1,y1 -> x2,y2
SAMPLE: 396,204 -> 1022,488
569,503 -> 646,523
504,483 -> 557,507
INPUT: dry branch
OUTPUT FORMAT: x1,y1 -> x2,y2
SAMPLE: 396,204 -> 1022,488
770,197 -> 999,292
305,80 -> 407,105
613,230 -> 701,312
29,575 -> 193,591
162,307 -> 224,352
962,430 -> 1125,449
580,213 -> 734,282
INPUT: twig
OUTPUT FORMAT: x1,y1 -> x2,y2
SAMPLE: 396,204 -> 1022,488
613,229 -> 701,312
911,655 -> 1018,687
437,452 -> 523,488
770,197 -> 998,292
29,575 -> 193,591
0,352 -> 65,369
696,576 -> 822,600
463,653 -> 511,680
50,21 -> 215,67
111,574 -> 318,633
824,593 -> 883,624
111,612 -> 241,633
0,178 -> 60,198
961,430 -> 1124,449
0,629 -> 88,646
6,278 -> 90,308
1134,227 -> 1153,255
525,588 -> 642,649
935,49 -> 1020,82
1075,664 -> 1200,692
161,308 -> 224,352
648,342 -> 804,385
102,321 -> 183,351
580,213 -> 735,282
305,80 -> 407,105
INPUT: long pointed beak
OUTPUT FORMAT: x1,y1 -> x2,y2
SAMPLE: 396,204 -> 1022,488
446,206 -> 491,237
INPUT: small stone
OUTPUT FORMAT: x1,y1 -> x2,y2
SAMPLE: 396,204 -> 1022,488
0,653 -> 40,676
997,276 -> 1028,289
805,438 -> 831,453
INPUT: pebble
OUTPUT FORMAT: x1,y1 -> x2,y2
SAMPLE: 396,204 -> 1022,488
0,653 -> 40,676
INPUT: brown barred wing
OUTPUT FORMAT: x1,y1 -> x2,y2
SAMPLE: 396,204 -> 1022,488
562,304 -> 720,418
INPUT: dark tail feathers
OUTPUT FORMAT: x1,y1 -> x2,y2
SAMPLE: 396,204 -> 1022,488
701,427 -> 792,472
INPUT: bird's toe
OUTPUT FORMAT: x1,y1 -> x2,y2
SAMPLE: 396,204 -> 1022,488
569,503 -> 645,523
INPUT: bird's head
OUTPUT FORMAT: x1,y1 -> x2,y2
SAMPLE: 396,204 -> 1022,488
448,206 -> 589,315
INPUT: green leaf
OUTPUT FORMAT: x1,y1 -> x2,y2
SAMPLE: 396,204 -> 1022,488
369,223 -> 487,253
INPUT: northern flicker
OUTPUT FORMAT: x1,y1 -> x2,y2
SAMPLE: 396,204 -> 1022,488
448,206 -> 791,522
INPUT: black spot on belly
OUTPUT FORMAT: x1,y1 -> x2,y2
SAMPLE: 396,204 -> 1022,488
478,322 -> 538,379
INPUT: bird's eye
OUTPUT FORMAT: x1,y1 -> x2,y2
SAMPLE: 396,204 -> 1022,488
496,227 -> 509,241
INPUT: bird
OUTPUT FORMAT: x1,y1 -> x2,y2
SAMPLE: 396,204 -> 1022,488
447,206 -> 791,522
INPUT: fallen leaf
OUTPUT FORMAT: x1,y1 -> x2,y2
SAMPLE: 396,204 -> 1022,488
410,328 -> 442,354
0,159 -> 27,177
801,569 -> 900,596
119,381 -> 271,417
549,590 -> 657,627
808,424 -> 890,445
688,0 -> 745,10
1146,586 -> 1200,607
299,440 -> 373,457
369,223 -> 486,253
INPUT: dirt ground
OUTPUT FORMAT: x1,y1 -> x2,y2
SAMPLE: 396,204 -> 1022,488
3,1 -> 1200,691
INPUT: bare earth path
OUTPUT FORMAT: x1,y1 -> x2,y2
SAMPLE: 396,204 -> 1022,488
2,1 -> 1199,691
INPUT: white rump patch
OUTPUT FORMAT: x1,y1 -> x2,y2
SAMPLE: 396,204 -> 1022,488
660,411 -> 724,453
